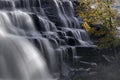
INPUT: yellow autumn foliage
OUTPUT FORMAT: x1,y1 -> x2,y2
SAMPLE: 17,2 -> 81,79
77,0 -> 119,49
82,22 -> 91,32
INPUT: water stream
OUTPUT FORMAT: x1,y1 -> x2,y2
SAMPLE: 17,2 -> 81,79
0,0 -> 94,80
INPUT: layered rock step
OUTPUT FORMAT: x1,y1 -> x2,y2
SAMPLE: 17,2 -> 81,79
0,0 -> 98,72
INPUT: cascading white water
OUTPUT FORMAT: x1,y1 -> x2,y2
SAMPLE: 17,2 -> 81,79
0,8 -> 56,80
0,35 -> 51,80
0,0 -> 95,79
112,0 -> 120,13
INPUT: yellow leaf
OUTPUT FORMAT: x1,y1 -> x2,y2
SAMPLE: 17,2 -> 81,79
82,22 -> 91,32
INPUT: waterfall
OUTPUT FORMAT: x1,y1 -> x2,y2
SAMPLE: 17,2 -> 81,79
111,0 -> 120,14
0,0 -> 95,80
0,35 -> 51,80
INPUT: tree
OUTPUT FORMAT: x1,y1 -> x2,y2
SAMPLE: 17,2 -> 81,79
77,0 -> 119,49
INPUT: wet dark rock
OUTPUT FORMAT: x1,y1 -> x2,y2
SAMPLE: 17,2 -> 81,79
0,0 -> 13,10
15,0 -> 41,8
66,31 -> 74,37
57,31 -> 66,38
66,37 -> 79,46
75,47 -> 109,64
30,14 -> 42,31
29,0 -> 41,7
